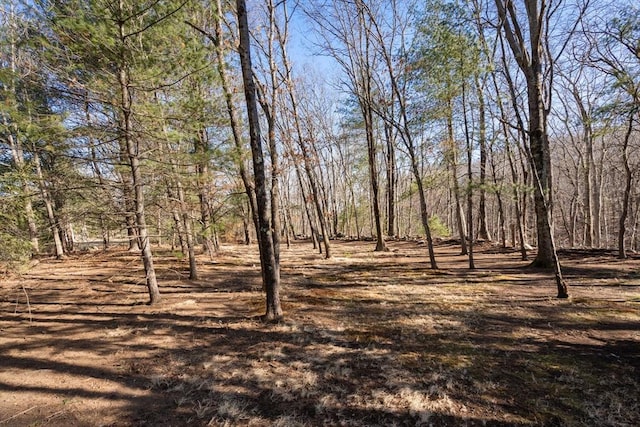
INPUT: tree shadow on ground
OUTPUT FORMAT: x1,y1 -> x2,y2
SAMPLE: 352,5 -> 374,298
1,241 -> 639,426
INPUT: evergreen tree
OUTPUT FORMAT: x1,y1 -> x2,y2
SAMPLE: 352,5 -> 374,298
33,0 -> 203,303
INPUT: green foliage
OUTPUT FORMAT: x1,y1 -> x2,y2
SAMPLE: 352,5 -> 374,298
597,6 -> 640,115
0,230 -> 32,273
0,190 -> 33,272
1,4 -> 76,261
410,0 -> 480,118
428,215 -> 450,238
24,0 -> 229,246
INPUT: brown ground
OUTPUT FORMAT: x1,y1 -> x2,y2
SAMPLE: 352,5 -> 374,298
1,240 -> 639,427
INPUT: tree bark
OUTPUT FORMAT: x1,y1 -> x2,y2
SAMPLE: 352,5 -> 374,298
195,127 -> 215,259
336,140 -> 361,240
190,1 -> 260,243
384,123 -> 397,238
177,180 -> 198,280
462,82 -> 475,269
495,0 -> 556,268
489,144 -> 507,248
290,149 -> 320,248
3,6 -> 40,255
413,158 -> 439,269
363,101 -> 388,252
167,186 -> 187,254
446,112 -> 468,256
355,3 -> 387,252
33,148 -> 64,259
526,73 -> 555,267
6,123 -> 40,255
492,61 -> 528,260
236,0 -> 282,321
260,0 -> 283,267
85,97 -> 110,250
117,2 -> 160,304
475,76 -> 491,241
618,114 -> 634,259
573,89 -> 595,248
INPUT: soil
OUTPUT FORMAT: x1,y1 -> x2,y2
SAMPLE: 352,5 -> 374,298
1,240 -> 639,426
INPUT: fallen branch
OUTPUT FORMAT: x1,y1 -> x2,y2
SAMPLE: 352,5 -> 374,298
13,284 -> 33,323
22,284 -> 33,323
0,405 -> 39,424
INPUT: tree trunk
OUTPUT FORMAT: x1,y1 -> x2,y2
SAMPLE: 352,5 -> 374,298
618,114 -> 634,259
385,122 -> 397,238
336,141 -> 360,240
243,201 -> 251,244
292,153 -> 320,249
446,113 -> 468,256
33,148 -> 64,259
310,139 -> 333,240
366,10 -> 436,264
195,127 -> 216,259
6,126 -> 40,254
3,8 -> 39,255
168,187 -> 187,254
475,75 -> 491,241
117,4 -> 160,304
280,191 -> 292,249
463,83 -> 475,269
261,0 -> 283,267
631,198 -> 640,252
489,140 -> 507,248
275,13 -> 331,258
176,180 -> 198,280
526,74 -> 555,267
363,102 -> 388,252
24,199 -> 40,254
594,144 -> 604,247
298,141 -> 331,258
197,0 -> 260,242
236,0 -> 282,321
493,64 -> 528,260
86,98 -> 110,251
495,0 -> 556,268
354,4 -> 387,252
582,114 -> 595,248
407,149 -> 438,269
119,167 -> 139,251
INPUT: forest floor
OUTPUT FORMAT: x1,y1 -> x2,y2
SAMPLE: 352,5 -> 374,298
0,239 -> 639,427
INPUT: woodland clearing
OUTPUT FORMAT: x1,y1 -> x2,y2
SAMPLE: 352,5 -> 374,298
1,240 -> 639,426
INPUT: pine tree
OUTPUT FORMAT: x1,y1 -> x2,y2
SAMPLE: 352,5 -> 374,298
34,0 -> 201,303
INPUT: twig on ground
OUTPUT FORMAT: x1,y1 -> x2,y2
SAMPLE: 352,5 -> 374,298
0,406 -> 39,424
22,284 -> 33,323
13,285 -> 33,323
166,268 -> 188,279
45,408 -> 67,421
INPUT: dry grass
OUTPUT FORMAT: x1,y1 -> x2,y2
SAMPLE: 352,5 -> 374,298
0,240 -> 639,426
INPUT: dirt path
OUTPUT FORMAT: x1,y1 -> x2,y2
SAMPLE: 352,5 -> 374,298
1,241 -> 639,426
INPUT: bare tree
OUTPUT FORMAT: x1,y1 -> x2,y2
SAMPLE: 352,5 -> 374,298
584,5 -> 640,258
236,0 -> 283,321
494,0 -> 554,267
273,1 -> 332,258
617,114 -> 635,259
361,0 -> 439,268
307,0 -> 388,252
494,0 -> 569,297
185,0 -> 260,248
